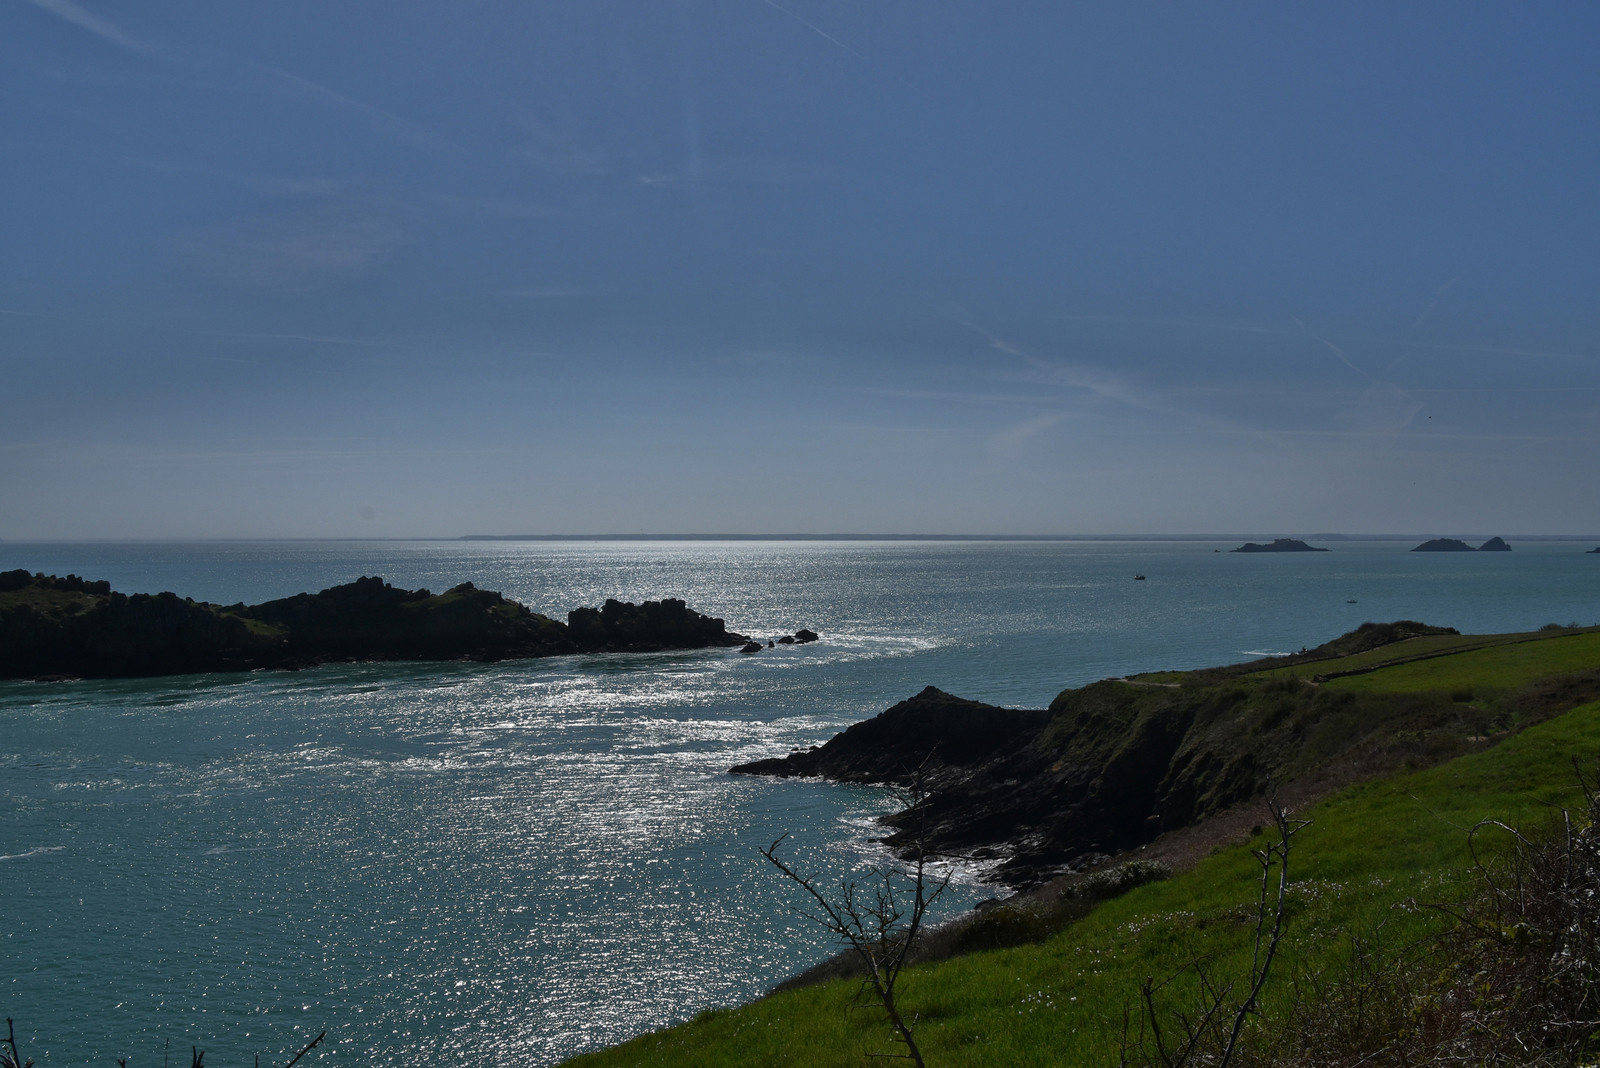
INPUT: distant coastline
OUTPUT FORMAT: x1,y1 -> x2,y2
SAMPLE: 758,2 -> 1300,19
455,532 -> 1600,543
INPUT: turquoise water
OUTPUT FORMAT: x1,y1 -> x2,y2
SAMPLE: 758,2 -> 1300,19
3,540 -> 1597,1064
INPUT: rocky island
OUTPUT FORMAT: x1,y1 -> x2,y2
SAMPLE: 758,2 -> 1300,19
1229,538 -> 1329,552
1412,538 -> 1475,552
0,570 -> 760,680
1412,536 -> 1512,551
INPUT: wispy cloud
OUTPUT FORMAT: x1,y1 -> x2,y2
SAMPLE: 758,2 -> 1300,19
245,63 -> 454,153
188,330 -> 388,347
517,118 -> 608,177
1048,312 -> 1291,337
637,155 -> 834,188
15,4 -> 450,155
17,0 -> 152,55
507,286 -> 595,299
988,412 -> 1067,456
856,386 -> 1057,408
177,194 -> 409,292
1372,338 -> 1599,365
1334,382 -> 1424,436
428,193 -> 562,220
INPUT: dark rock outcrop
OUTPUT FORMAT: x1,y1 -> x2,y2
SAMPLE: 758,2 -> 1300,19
794,628 -> 819,644
565,597 -> 746,653
731,686 -> 1051,785
1478,536 -> 1511,551
0,570 -> 283,679
1230,538 -> 1329,553
0,571 -> 748,680
1412,538 -> 1476,552
245,576 -> 573,663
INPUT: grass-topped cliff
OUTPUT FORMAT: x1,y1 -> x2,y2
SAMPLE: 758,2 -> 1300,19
739,621 -> 1600,886
585,621 -> 1600,1066
0,570 -> 749,679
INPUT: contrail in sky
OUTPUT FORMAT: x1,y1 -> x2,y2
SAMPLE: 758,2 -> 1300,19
1293,317 -> 1372,382
16,0 -> 152,54
1410,271 -> 1467,332
757,0 -> 866,59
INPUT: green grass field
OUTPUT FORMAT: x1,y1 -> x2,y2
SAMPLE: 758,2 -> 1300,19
1322,628 -> 1600,694
566,632 -> 1600,1067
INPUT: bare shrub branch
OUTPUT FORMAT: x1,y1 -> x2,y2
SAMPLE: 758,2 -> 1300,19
1119,797 -> 1310,1068
763,764 -> 950,1066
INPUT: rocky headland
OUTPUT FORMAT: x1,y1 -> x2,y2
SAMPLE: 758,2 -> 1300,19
733,619 -> 1600,888
0,570 -> 761,680
1229,538 -> 1329,552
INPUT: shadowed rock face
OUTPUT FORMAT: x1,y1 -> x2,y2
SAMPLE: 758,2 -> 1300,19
730,686 -> 1051,784
565,597 -> 746,653
0,571 -> 748,680
242,576 -> 574,663
0,571 -> 283,679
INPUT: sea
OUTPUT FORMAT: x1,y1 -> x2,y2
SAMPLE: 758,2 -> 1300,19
3,538 -> 1598,1065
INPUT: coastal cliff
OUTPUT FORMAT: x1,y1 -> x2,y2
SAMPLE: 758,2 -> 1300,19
0,570 -> 750,680
734,620 -> 1600,887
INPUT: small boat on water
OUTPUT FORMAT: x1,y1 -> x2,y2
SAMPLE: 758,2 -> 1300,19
1134,574 -> 1146,581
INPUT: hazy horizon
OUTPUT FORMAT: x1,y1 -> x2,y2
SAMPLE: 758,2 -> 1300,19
7,532 -> 1600,546
5,3 -> 1598,539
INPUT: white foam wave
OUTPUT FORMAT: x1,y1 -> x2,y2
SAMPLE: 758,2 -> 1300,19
0,846 -> 65,862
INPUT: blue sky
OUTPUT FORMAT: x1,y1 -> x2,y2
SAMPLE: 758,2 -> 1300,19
3,1 -> 1598,537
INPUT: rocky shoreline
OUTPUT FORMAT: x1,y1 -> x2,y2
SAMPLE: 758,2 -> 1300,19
0,570 -> 779,680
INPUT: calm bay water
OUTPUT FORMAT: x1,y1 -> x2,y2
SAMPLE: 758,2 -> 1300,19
3,539 -> 1598,1064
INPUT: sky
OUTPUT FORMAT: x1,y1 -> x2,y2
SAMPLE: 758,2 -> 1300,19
3,1 -> 1598,538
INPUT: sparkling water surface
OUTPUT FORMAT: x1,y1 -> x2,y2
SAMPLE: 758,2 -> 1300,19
3,540 -> 1598,1064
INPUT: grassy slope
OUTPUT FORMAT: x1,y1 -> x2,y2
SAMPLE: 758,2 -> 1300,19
566,634 -> 1600,1068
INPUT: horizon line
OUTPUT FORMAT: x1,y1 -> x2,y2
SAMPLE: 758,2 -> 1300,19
5,533 -> 1600,544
